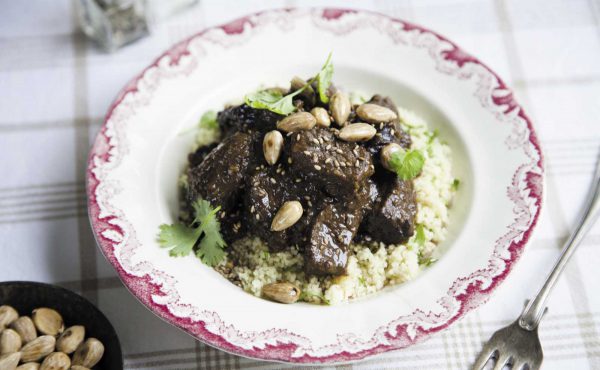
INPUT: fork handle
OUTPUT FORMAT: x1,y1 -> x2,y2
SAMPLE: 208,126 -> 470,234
519,158 -> 600,331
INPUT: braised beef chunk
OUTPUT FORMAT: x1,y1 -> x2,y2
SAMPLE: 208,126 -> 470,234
361,95 -> 412,158
219,198 -> 245,243
188,143 -> 218,167
306,204 -> 351,275
289,128 -> 374,197
305,182 -> 373,275
187,132 -> 254,211
217,104 -> 282,137
244,170 -> 325,251
365,176 -> 417,244
244,170 -> 291,251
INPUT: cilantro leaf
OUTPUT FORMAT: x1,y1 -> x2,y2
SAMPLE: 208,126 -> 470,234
389,148 -> 425,180
244,53 -> 334,114
196,230 -> 226,266
244,89 -> 301,115
195,201 -> 226,266
200,110 -> 218,130
158,223 -> 201,257
157,199 -> 227,266
316,52 -> 334,103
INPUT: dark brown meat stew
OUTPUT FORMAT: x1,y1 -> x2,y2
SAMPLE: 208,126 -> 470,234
185,81 -> 420,277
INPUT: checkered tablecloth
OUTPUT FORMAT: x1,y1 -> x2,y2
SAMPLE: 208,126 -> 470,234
1,0 -> 599,369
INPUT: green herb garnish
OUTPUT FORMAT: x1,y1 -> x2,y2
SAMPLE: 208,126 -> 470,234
389,149 -> 425,180
419,256 -> 438,267
200,110 -> 218,130
451,178 -> 460,191
158,199 -> 226,266
426,128 -> 439,145
414,224 -> 426,246
244,88 -> 304,115
316,52 -> 333,103
244,53 -> 334,114
358,276 -> 367,287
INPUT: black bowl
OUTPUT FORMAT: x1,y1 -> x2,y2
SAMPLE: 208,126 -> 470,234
0,281 -> 123,370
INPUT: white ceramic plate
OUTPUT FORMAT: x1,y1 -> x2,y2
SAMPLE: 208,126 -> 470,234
87,8 -> 544,364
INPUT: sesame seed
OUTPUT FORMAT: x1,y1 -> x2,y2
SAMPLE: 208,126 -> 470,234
390,129 -> 395,135
379,123 -> 384,130
355,159 -> 360,167
255,167 -> 260,171
325,158 -> 332,164
297,134 -> 301,140
340,162 -> 346,167
311,138 -> 320,145
276,168 -> 281,174
313,154 -> 318,162
336,149 -> 343,154
304,196 -> 310,201
319,137 -> 324,145
296,178 -> 301,183
250,206 -> 255,213
376,133 -> 382,137
270,178 -> 276,184
281,170 -> 285,175
303,150 -> 311,155
287,131 -> 294,136
323,136 -> 330,141
288,157 -> 292,164
255,214 -> 260,220
314,165 -> 322,170
308,200 -> 313,207
326,144 -> 332,150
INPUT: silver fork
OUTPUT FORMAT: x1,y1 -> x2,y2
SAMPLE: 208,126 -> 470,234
472,158 -> 600,370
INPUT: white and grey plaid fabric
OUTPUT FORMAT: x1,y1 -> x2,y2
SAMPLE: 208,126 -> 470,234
1,1 -> 599,369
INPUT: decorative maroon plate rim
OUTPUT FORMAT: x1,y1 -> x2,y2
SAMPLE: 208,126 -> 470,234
87,8 -> 544,364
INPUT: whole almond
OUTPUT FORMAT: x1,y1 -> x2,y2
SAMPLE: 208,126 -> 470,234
310,107 -> 330,127
263,131 -> 284,166
72,339 -> 104,369
338,123 -> 377,142
330,91 -> 350,126
356,103 -> 397,123
31,309 -> 63,336
262,282 -> 301,304
39,352 -> 70,370
20,336 -> 55,363
0,329 -> 21,354
271,201 -> 303,232
10,317 -> 36,343
0,306 -> 18,329
0,352 -> 20,370
276,112 -> 316,133
16,364 -> 40,370
55,326 -> 84,355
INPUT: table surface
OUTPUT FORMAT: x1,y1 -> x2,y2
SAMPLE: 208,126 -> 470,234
1,0 -> 599,369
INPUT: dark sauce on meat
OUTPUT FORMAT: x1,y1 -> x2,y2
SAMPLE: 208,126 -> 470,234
186,92 -> 417,276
